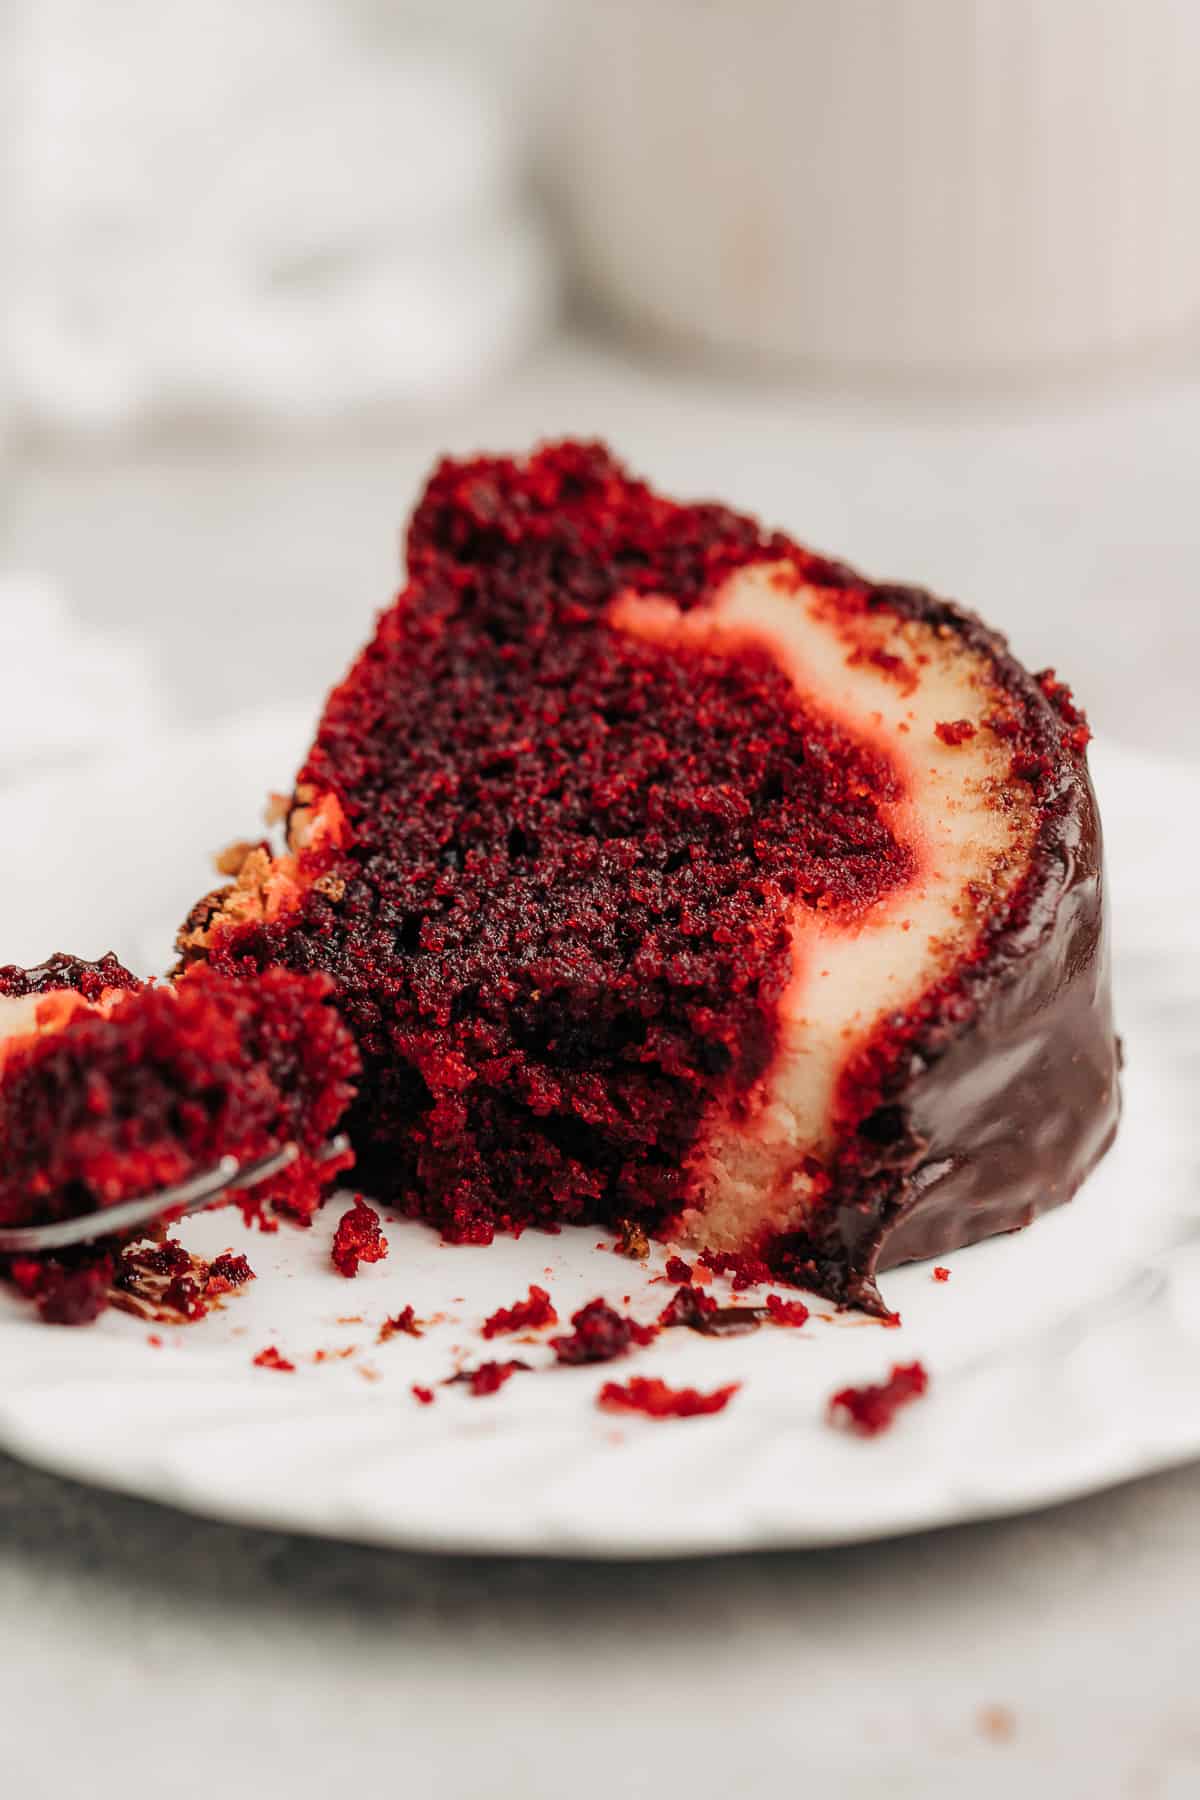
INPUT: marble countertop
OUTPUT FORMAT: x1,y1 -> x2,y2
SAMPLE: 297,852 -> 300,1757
4,333 -> 1199,1799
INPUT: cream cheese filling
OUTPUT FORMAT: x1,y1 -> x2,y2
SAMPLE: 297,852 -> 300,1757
0,995 -> 42,1043
612,561 -> 1036,1249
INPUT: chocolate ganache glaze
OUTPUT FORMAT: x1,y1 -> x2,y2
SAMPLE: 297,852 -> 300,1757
782,583 -> 1121,1313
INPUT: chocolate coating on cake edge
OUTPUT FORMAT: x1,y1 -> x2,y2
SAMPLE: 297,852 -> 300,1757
868,764 -> 1115,1282
801,584 -> 1121,1310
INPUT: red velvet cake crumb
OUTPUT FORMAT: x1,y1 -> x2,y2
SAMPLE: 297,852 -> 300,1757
411,1384 -> 435,1405
160,1273 -> 206,1320
698,1250 -> 773,1291
828,1361 -> 929,1436
935,719 -> 977,746
27,1257 -> 113,1326
184,442 -> 918,1253
0,962 -> 359,1254
550,1297 -> 658,1365
847,643 -> 918,695
121,1240 -> 191,1279
379,1306 -> 422,1341
658,1284 -> 718,1329
598,1376 -> 740,1419
253,1346 -> 296,1372
932,1265 -> 951,1283
331,1200 -> 389,1278
664,1255 -> 694,1283
482,1284 -> 558,1339
448,1359 -> 530,1396
205,1251 -> 256,1296
765,1293 -> 810,1327
5,1258 -> 45,1299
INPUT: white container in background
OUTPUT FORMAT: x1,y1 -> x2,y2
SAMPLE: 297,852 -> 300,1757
555,0 -> 1200,375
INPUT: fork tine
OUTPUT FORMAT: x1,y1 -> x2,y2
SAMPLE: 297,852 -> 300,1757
0,1134 -> 351,1256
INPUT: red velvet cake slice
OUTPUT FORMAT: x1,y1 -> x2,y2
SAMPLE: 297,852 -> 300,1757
179,442 -> 1119,1310
0,959 -> 358,1235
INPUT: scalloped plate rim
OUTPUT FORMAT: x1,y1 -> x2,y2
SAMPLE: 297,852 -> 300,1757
0,722 -> 1195,1557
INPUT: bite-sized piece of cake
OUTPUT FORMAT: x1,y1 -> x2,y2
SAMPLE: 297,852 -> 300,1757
178,441 -> 1120,1311
0,961 -> 358,1234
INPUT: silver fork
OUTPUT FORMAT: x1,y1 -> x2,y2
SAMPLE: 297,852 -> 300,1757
0,1133 -> 351,1255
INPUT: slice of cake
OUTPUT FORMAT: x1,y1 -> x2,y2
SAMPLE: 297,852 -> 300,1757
0,960 -> 358,1235
179,442 -> 1119,1310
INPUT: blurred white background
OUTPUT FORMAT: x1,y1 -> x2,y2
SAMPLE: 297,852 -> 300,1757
3,0 -> 1199,772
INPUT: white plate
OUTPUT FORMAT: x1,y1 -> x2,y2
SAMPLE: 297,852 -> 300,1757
0,721 -> 1196,1556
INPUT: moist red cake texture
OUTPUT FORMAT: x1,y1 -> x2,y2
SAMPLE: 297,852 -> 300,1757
379,1306 -> 422,1341
330,1198 -> 389,1277
178,440 -> 1119,1310
828,1361 -> 930,1437
448,1359 -> 530,1397
551,1296 -> 659,1365
482,1284 -> 559,1338
183,446 -> 910,1232
598,1375 -> 740,1419
0,961 -> 358,1235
